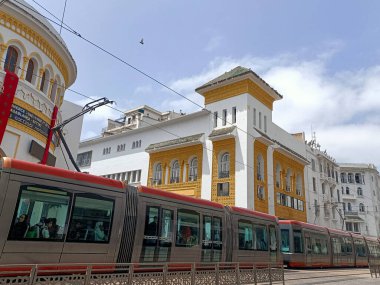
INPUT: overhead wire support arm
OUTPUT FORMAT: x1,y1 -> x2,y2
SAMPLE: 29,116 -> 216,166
53,97 -> 114,172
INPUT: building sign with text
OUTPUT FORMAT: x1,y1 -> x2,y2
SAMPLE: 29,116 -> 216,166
9,103 -> 58,146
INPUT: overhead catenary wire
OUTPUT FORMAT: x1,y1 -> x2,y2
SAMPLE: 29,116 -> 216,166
3,1 -> 379,221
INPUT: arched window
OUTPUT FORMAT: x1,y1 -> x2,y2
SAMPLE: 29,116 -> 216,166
170,160 -> 180,183
359,203 -> 365,212
257,153 -> 264,181
189,157 -> 198,181
357,187 -> 363,196
50,80 -> 58,103
153,163 -> 162,185
219,152 -> 230,178
286,169 -> 292,192
40,70 -> 46,92
25,59 -> 34,83
296,174 -> 302,196
346,187 -> 350,195
4,46 -> 18,73
275,163 -> 281,188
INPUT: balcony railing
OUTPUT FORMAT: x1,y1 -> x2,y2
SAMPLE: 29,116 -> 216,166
188,175 -> 197,182
344,210 -> 359,216
170,177 -> 180,183
218,171 -> 230,178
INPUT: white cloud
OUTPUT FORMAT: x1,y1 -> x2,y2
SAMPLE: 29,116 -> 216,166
164,48 -> 380,168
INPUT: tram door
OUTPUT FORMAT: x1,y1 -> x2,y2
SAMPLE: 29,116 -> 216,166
201,216 -> 222,262
140,206 -> 173,262
305,235 -> 312,265
269,225 -> 278,263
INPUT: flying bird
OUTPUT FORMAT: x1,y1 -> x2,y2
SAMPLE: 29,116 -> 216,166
140,38 -> 144,45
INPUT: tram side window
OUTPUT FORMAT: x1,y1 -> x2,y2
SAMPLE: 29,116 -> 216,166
293,230 -> 303,253
354,240 -> 367,257
202,216 -> 222,249
67,195 -> 114,243
280,229 -> 290,252
269,226 -> 277,251
159,209 -> 173,246
345,237 -> 353,253
203,216 -> 212,249
239,221 -> 254,250
8,185 -> 70,241
321,238 -> 328,255
254,224 -> 268,251
333,237 -> 342,254
176,209 -> 199,247
213,217 -> 222,250
144,207 -> 159,240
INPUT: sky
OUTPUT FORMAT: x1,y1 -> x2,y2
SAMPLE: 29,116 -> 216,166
25,0 -> 380,168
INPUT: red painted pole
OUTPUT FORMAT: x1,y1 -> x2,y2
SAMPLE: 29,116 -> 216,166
40,105 -> 58,165
0,71 -> 19,145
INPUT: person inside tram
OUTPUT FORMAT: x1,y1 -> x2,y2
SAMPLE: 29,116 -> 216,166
146,216 -> 158,236
69,221 -> 84,240
10,214 -> 29,239
41,218 -> 59,239
94,222 -> 106,241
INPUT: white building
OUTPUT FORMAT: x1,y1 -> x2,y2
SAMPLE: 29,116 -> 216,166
338,163 -> 380,237
304,137 -> 344,229
79,66 -> 309,222
0,0 -> 80,167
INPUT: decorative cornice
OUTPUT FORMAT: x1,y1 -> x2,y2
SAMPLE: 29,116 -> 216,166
0,10 -> 69,86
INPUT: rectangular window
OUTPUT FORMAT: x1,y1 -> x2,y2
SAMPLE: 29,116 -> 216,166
77,151 -> 92,167
311,159 -> 315,171
214,111 -> 218,128
312,177 -> 316,192
9,185 -> 71,241
176,210 -> 199,247
280,229 -> 289,252
217,182 -> 229,196
159,209 -> 173,246
232,107 -> 236,124
213,217 -> 222,250
264,115 -> 267,133
259,112 -> 262,129
203,216 -> 212,249
238,221 -> 253,250
298,200 -> 304,211
67,194 -> 114,243
294,230 -> 304,253
254,224 -> 268,251
253,108 -> 256,126
222,109 -> 227,126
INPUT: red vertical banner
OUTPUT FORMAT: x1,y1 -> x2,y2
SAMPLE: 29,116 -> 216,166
0,71 -> 19,145
41,105 -> 58,165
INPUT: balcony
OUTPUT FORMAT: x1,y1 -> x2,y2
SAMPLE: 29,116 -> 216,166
342,193 -> 356,200
218,171 -> 230,179
344,211 -> 359,217
152,179 -> 162,186
170,177 -> 180,184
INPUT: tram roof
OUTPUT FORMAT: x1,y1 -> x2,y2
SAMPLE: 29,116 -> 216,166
279,220 -> 328,232
230,206 -> 278,222
1,158 -> 124,190
138,186 -> 225,210
326,227 -> 351,237
364,236 -> 379,242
